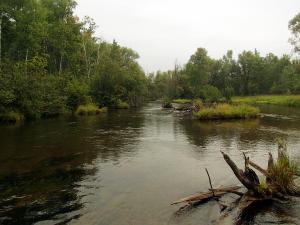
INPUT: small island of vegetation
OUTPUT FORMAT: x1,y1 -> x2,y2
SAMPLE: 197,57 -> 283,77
193,104 -> 259,120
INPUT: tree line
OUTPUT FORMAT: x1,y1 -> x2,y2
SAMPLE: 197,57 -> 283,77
0,0 -> 149,120
0,0 -> 300,121
148,13 -> 300,102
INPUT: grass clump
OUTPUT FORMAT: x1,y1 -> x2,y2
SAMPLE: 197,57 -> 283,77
194,104 -> 260,120
193,99 -> 204,112
269,154 -> 299,188
116,100 -> 130,109
232,95 -> 300,107
172,99 -> 192,104
75,104 -> 107,116
0,111 -> 24,124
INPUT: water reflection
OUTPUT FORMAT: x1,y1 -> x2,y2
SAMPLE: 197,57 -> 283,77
0,108 -> 145,224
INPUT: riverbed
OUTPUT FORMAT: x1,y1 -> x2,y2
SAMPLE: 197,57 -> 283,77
1,102 -> 300,225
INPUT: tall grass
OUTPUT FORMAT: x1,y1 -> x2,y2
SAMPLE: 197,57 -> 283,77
232,95 -> 300,107
75,104 -> 107,116
194,104 -> 260,120
269,154 -> 299,188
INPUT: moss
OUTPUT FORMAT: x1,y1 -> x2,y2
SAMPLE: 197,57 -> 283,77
172,99 -> 192,104
75,104 -> 107,116
232,95 -> 300,107
0,111 -> 24,124
194,104 -> 260,120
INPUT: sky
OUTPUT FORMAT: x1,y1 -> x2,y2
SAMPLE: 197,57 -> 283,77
75,0 -> 300,73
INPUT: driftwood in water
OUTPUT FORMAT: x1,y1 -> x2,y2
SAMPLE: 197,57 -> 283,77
171,186 -> 242,205
172,141 -> 300,224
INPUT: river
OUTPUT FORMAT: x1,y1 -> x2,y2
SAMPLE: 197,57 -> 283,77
1,102 -> 300,225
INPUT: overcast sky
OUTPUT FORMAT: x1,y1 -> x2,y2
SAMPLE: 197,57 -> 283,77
75,0 -> 300,73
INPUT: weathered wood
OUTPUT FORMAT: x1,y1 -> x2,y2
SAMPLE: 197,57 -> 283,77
173,145 -> 300,225
248,160 -> 269,177
171,186 -> 241,205
205,168 -> 215,197
221,151 -> 260,193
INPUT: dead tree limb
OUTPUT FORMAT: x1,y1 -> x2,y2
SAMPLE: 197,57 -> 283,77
205,168 -> 215,197
221,151 -> 260,193
171,186 -> 241,205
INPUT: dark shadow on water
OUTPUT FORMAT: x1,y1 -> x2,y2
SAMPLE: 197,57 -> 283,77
0,154 -> 95,224
0,109 -> 146,224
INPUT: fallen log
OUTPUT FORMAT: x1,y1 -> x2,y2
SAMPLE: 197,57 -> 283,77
172,141 -> 300,224
171,186 -> 241,205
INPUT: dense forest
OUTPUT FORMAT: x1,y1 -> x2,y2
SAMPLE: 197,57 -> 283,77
0,0 -> 149,121
1,0 -> 300,121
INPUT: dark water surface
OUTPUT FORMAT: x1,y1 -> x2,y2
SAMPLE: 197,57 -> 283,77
1,102 -> 300,225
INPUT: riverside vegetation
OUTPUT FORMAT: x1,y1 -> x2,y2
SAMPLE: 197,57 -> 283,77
0,0 -> 149,123
1,1 -> 300,124
233,95 -> 300,107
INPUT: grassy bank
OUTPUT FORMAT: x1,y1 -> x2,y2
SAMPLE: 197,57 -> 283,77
232,95 -> 300,107
0,111 -> 24,124
194,104 -> 260,120
172,99 -> 192,104
75,104 -> 107,116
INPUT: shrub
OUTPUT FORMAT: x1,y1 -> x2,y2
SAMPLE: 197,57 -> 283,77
65,80 -> 91,111
223,86 -> 235,101
200,85 -> 223,103
162,97 -> 172,108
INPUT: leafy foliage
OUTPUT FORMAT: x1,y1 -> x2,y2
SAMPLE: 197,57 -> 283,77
0,0 -> 148,122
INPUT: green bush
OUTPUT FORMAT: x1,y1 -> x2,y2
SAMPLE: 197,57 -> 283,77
162,97 -> 172,108
223,86 -> 235,101
200,85 -> 223,103
65,80 -> 91,111
75,104 -> 107,116
194,104 -> 259,120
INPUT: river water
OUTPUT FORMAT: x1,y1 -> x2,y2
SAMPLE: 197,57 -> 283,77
1,102 -> 300,225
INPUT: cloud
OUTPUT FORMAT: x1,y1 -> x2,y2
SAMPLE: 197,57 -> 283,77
75,0 -> 300,72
